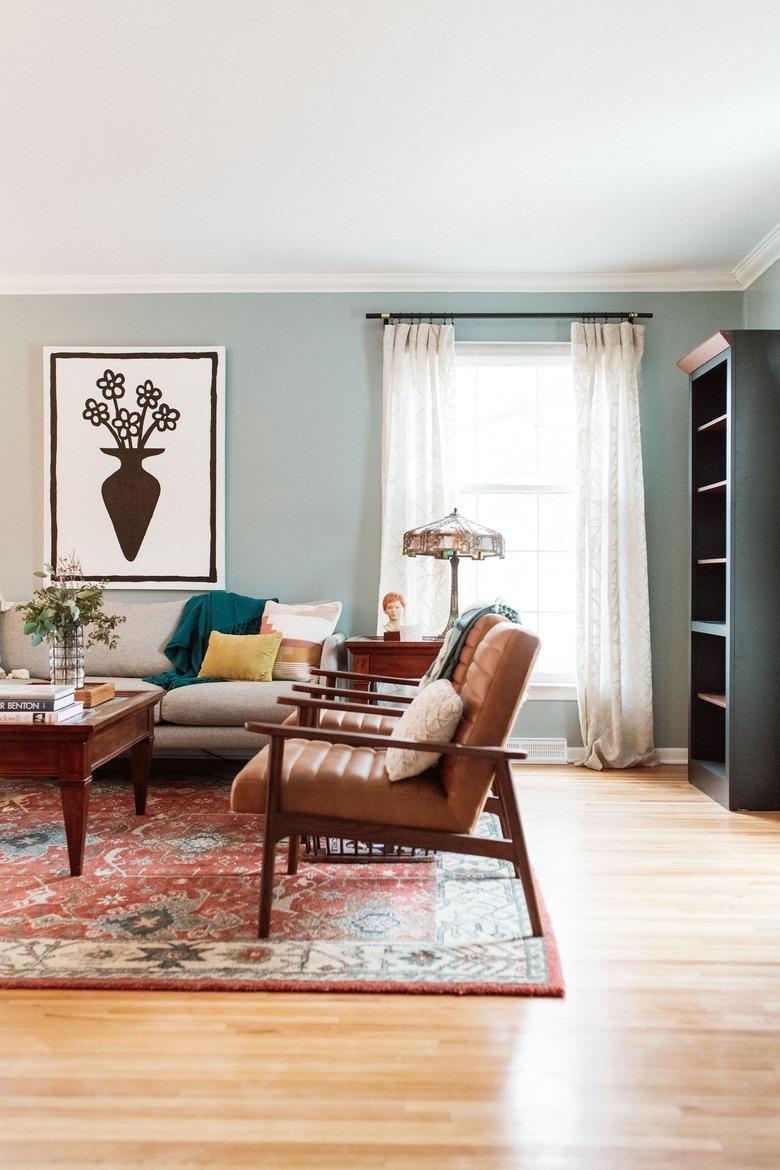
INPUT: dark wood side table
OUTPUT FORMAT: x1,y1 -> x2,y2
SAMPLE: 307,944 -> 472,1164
345,636 -> 444,690
0,688 -> 162,876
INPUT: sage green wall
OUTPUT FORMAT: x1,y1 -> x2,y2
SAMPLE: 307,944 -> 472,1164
745,258 -> 780,327
0,290 -> 743,747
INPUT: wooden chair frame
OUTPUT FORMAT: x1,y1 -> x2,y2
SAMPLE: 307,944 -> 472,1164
245,717 -> 543,942
309,665 -> 421,688
291,683 -> 416,706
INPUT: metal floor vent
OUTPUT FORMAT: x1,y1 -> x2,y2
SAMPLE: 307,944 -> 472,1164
507,737 -> 568,764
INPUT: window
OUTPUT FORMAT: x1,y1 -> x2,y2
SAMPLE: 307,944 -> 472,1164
454,343 -> 576,683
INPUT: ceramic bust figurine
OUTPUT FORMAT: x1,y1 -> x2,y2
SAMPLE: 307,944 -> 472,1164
382,591 -> 406,633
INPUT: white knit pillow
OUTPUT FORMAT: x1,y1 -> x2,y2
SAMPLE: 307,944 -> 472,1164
385,679 -> 463,782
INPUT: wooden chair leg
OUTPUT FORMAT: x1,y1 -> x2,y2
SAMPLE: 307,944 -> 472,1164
258,736 -> 284,938
496,761 -> 544,939
488,787 -> 511,838
287,833 -> 300,875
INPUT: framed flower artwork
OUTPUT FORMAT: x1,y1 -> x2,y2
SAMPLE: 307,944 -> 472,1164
43,347 -> 225,588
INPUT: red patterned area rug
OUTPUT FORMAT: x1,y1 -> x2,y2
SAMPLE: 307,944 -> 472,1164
0,777 -> 563,995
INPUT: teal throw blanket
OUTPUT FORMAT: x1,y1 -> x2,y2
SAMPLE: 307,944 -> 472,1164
144,590 -> 277,690
421,602 -> 521,687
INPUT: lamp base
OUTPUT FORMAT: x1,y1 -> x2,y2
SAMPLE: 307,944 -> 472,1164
437,554 -> 460,639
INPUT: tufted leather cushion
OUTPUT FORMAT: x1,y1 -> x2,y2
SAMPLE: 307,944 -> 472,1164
282,707 -> 400,735
230,738 -> 468,831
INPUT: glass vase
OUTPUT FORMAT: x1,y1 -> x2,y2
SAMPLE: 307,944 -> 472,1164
49,626 -> 85,689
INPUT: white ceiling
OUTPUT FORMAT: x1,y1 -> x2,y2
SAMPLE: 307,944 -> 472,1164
1,0 -> 779,289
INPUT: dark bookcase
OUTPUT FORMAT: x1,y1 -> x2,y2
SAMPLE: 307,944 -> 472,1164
678,331 -> 780,810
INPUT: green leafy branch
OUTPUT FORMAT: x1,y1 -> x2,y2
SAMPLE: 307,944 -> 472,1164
17,556 -> 125,649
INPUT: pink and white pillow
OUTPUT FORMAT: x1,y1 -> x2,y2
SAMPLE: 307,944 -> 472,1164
261,600 -> 342,682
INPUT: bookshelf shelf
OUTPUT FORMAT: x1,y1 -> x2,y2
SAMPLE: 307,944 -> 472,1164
691,621 -> 727,637
697,413 -> 728,433
697,692 -> 726,709
697,480 -> 727,494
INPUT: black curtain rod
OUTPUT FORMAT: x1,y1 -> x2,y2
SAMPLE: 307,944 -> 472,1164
366,310 -> 652,321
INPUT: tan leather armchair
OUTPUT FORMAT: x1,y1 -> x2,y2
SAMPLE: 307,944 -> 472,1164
233,615 -> 541,939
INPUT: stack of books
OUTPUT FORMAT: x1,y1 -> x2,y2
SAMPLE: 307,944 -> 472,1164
0,682 -> 84,724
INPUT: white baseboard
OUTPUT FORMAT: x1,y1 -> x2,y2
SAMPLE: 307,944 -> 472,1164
565,746 -> 687,764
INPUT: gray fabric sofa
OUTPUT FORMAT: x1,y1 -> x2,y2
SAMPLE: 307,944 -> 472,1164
0,599 -> 346,755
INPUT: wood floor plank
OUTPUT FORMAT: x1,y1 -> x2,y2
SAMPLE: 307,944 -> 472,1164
1,765 -> 779,1168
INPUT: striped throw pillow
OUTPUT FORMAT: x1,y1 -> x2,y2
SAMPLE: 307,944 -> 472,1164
261,600 -> 342,682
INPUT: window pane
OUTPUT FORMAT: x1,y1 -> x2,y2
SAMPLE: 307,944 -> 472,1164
478,492 -> 537,551
475,551 -> 537,613
477,417 -> 536,483
520,611 -> 539,636
457,557 -> 479,611
477,365 -> 537,423
537,612 -> 576,676
457,491 -> 477,519
456,364 -> 477,418
537,427 -> 576,483
456,426 -> 477,485
476,365 -> 537,484
538,364 -> 575,426
538,551 -> 576,611
538,493 -> 575,551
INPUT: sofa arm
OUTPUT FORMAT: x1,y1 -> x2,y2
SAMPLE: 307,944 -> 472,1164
319,631 -> 347,675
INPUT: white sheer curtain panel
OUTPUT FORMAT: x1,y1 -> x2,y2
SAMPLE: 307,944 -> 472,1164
571,321 -> 656,769
378,323 -> 457,634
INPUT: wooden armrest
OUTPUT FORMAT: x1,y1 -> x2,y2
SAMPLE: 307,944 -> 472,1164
277,696 -> 408,718
309,666 -> 421,687
245,719 -> 528,761
291,683 -> 415,704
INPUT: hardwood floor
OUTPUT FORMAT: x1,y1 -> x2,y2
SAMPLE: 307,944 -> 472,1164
1,764 -> 779,1169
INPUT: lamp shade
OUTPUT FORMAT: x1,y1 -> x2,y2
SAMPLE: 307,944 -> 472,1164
402,508 -> 505,636
402,508 -> 505,561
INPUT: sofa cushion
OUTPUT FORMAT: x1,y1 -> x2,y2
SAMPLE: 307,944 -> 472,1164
0,608 -> 51,677
85,676 -> 165,722
85,600 -> 184,677
159,680 -> 297,727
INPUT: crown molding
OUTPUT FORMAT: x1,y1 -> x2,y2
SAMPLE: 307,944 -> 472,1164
0,269 -> 744,295
732,222 -> 780,289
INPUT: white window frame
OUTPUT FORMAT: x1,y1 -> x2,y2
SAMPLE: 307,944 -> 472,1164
455,341 -> 577,700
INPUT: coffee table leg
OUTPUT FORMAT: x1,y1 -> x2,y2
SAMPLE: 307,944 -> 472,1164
59,778 -> 92,876
130,737 -> 153,815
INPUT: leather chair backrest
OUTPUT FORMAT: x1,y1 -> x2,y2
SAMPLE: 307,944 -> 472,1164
438,616 -> 541,832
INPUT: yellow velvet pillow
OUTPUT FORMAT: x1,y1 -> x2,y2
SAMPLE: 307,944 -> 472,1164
198,630 -> 283,682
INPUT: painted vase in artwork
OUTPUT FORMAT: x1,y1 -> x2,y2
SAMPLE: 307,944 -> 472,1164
82,371 -> 181,563
100,447 -> 164,561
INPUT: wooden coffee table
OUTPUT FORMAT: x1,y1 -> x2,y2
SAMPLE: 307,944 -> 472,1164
0,688 -> 162,876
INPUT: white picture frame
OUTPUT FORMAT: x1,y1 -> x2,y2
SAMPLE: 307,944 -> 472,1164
43,347 -> 225,589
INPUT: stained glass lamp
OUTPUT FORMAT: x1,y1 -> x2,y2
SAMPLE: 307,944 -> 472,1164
403,508 -> 505,636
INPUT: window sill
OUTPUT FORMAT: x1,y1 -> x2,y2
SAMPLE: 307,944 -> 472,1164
526,682 -> 578,702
